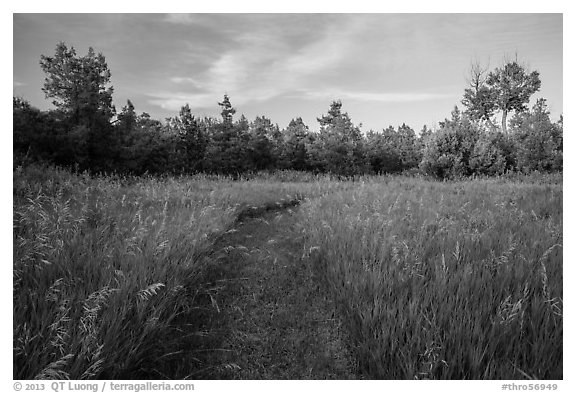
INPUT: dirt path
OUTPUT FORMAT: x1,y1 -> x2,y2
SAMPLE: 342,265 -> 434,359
195,205 -> 358,379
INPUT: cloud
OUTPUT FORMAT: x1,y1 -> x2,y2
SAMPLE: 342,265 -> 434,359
299,90 -> 458,103
170,77 -> 198,84
163,14 -> 197,25
168,76 -> 208,93
147,92 -> 215,112
147,85 -> 283,112
148,15 -> 370,111
146,14 -> 555,117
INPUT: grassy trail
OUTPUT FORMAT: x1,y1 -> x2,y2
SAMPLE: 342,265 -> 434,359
189,205 -> 358,379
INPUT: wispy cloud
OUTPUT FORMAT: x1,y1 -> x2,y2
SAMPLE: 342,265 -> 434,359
299,90 -> 458,103
147,92 -> 216,112
13,13 -> 553,130
163,14 -> 197,25
148,15 -> 370,111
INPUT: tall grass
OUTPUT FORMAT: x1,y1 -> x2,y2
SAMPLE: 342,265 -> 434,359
13,164 -> 346,379
300,177 -> 562,379
15,164 -> 562,380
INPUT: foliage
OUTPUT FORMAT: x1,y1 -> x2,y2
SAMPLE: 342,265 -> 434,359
281,118 -> 311,171
419,107 -> 482,179
172,104 -> 208,173
308,101 -> 367,175
365,127 -> 402,174
40,42 -> 115,126
38,43 -> 117,171
510,99 -> 563,172
14,43 -> 562,179
247,116 -> 279,171
462,59 -> 541,133
469,131 -> 515,176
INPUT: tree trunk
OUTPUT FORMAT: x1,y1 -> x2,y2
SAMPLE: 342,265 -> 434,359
501,109 -> 508,133
486,117 -> 497,132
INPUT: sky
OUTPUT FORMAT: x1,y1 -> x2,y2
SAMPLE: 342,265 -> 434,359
13,13 -> 563,133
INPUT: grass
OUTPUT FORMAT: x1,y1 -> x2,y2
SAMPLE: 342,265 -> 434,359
12,164 -> 345,379
299,176 -> 562,379
181,208 -> 357,379
13,165 -> 562,380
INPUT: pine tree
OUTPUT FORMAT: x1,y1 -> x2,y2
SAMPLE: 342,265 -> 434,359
314,101 -> 366,175
40,42 -> 116,171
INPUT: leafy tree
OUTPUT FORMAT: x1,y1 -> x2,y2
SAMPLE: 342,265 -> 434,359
462,61 -> 498,130
487,60 -> 541,133
462,58 -> 541,133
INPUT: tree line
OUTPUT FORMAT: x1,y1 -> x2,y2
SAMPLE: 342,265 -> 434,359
13,43 -> 562,178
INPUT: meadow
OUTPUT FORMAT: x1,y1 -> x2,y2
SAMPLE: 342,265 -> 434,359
13,164 -> 345,379
300,175 -> 562,379
13,165 -> 562,380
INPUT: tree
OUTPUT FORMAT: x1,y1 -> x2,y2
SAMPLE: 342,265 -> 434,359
487,60 -> 541,133
40,42 -> 115,128
113,100 -> 138,171
509,99 -> 562,172
13,97 -> 72,165
116,100 -> 137,134
281,118 -> 310,170
40,42 -> 116,171
462,60 -> 498,130
317,100 -> 344,127
420,107 -> 482,179
461,58 -> 541,133
418,125 -> 433,159
365,127 -> 402,174
218,94 -> 236,125
313,100 -> 366,175
205,96 -> 251,175
396,123 -> 421,169
469,131 -> 514,176
247,116 -> 276,171
174,104 -> 207,173
135,113 -> 174,174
